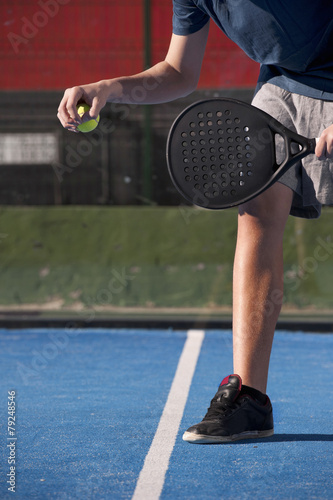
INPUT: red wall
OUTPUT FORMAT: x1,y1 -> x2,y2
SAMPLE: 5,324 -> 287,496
1,0 -> 259,91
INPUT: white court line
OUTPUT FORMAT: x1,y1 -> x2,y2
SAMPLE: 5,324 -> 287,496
131,329 -> 205,500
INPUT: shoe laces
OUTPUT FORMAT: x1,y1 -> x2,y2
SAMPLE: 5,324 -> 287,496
202,393 -> 241,420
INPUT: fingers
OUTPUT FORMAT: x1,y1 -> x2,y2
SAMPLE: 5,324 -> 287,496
315,136 -> 327,160
89,99 -> 103,121
315,125 -> 333,161
57,85 -> 106,133
57,86 -> 86,133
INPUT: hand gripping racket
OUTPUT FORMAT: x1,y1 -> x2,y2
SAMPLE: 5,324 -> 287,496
166,98 -> 317,209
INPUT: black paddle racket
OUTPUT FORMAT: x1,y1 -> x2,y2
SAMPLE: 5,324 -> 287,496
166,98 -> 317,209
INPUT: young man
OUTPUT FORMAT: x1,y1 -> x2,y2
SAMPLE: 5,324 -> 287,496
58,1 -> 333,443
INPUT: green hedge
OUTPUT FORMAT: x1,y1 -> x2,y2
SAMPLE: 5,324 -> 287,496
0,206 -> 332,311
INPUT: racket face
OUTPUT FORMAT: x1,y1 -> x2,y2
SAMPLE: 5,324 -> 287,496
166,99 -> 276,209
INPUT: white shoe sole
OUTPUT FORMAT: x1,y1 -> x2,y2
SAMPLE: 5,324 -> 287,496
182,428 -> 274,444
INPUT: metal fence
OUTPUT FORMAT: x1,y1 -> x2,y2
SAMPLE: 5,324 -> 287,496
0,0 -> 258,206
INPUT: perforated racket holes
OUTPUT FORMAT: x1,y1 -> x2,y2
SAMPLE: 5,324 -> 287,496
239,170 -> 245,186
178,109 -> 254,200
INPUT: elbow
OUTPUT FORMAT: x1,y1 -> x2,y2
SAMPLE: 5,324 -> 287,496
180,80 -> 198,97
173,74 -> 200,99
163,60 -> 199,98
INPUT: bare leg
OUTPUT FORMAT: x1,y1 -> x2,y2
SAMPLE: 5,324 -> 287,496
232,182 -> 294,393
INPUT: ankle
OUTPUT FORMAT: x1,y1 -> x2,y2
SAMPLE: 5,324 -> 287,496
241,384 -> 267,405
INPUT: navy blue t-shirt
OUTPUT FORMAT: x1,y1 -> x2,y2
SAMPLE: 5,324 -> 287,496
172,0 -> 333,100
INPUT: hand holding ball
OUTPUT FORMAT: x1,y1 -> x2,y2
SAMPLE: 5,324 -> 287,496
76,103 -> 100,133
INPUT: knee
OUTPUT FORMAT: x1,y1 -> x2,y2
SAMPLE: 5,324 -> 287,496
238,182 -> 293,232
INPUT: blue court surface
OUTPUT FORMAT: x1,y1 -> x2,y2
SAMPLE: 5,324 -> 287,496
1,327 -> 332,499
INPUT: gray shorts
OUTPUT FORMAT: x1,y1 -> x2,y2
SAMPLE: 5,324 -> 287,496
252,83 -> 333,219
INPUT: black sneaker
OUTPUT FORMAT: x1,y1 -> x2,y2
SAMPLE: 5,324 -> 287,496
183,374 -> 274,443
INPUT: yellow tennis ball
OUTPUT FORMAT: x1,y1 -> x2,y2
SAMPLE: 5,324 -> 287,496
76,103 -> 100,133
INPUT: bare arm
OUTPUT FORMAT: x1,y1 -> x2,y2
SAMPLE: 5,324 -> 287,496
57,22 -> 210,131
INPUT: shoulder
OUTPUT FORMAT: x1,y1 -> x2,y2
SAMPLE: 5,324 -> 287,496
172,0 -> 209,35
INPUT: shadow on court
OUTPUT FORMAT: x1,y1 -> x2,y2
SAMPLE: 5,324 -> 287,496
196,434 -> 333,445
264,433 -> 333,442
